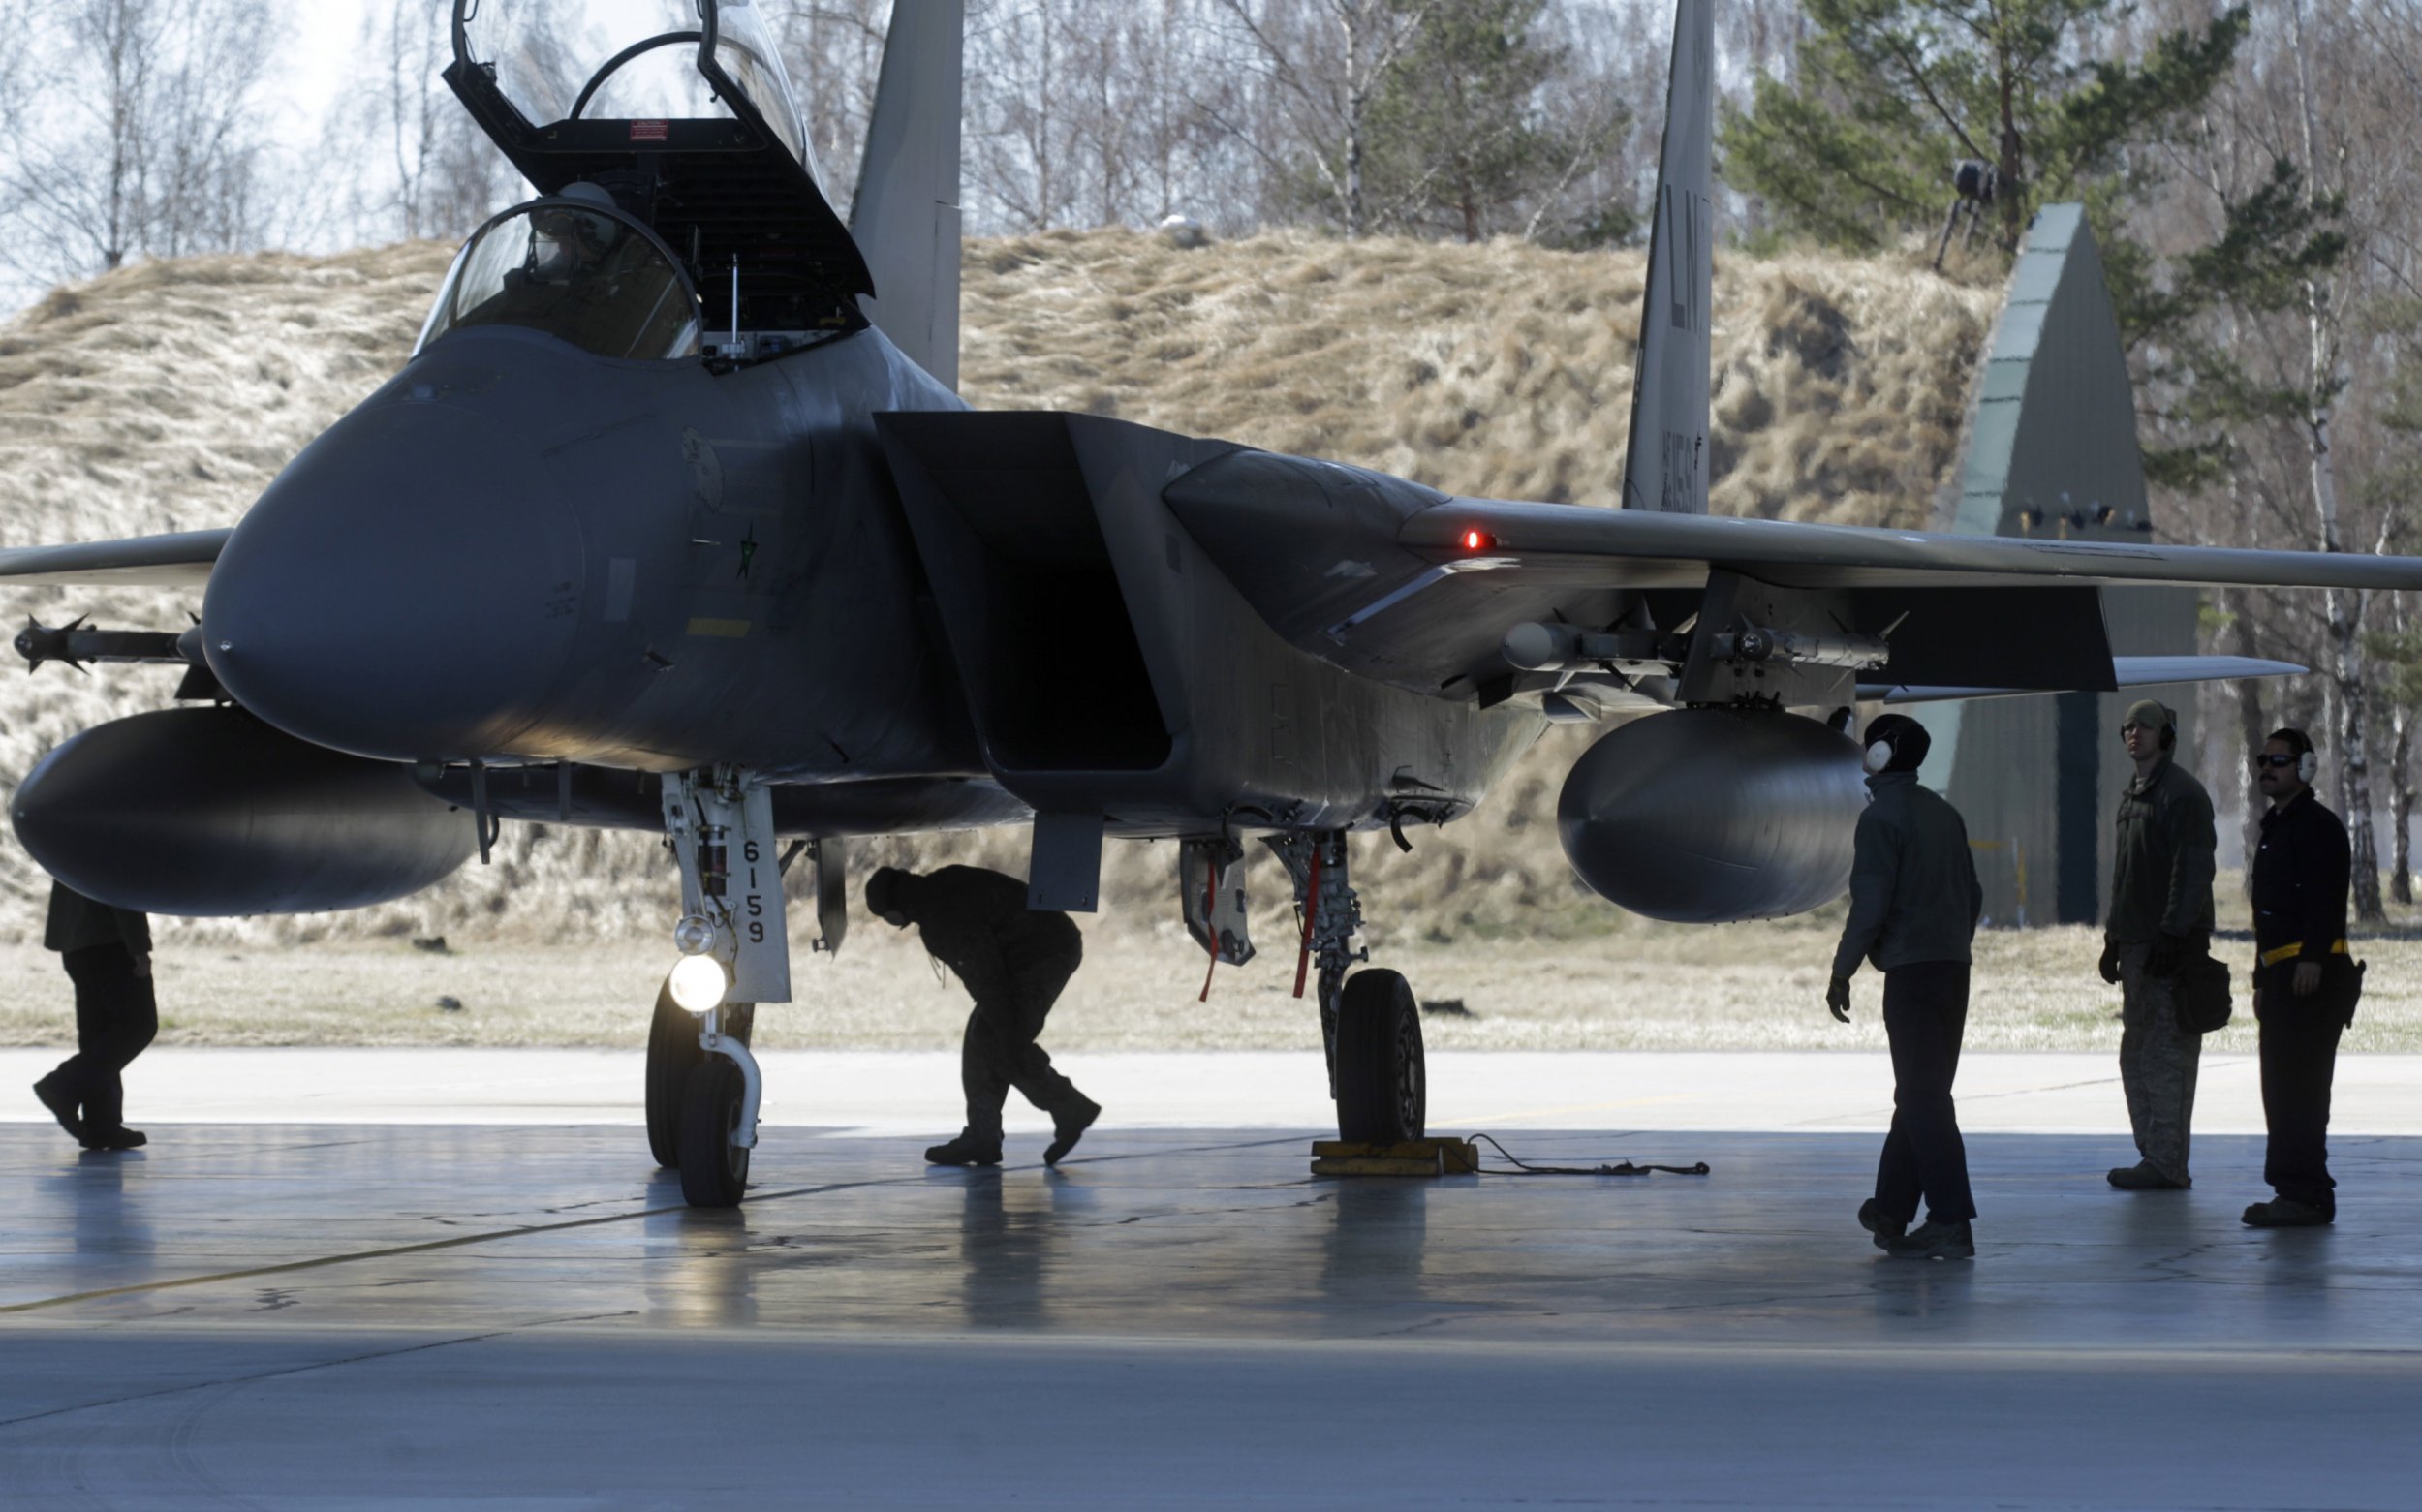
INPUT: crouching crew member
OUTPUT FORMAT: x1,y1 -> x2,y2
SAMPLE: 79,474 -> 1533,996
866,865 -> 1102,1168
2099,698 -> 2217,1192
1827,714 -> 1985,1261
2245,728 -> 2357,1228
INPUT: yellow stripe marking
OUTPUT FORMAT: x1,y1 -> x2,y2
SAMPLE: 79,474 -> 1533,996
684,617 -> 751,638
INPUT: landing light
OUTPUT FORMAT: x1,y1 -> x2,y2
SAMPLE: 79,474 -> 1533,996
1461,529 -> 1497,552
673,914 -> 718,956
668,952 -> 729,1013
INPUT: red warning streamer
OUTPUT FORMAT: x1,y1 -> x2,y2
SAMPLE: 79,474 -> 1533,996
1292,846 -> 1323,999
1197,850 -> 1221,1003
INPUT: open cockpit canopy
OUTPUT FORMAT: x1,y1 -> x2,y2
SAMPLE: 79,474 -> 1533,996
446,0 -> 869,337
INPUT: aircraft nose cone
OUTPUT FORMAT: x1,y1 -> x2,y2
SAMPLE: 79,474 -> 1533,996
203,400 -> 585,762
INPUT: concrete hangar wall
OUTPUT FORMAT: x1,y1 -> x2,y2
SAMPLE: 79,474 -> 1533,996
1911,203 -> 2198,927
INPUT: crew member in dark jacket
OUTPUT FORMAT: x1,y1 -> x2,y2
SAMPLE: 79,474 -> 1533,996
2099,698 -> 2217,1191
867,865 -> 1101,1167
1827,714 -> 1985,1261
2244,727 -> 2356,1227
29,881 -> 157,1151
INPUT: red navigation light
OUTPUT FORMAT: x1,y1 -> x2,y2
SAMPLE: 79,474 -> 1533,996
1461,528 -> 1497,552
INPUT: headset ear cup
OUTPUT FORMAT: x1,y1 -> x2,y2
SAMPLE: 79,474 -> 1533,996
2300,750 -> 2318,783
1865,741 -> 1893,774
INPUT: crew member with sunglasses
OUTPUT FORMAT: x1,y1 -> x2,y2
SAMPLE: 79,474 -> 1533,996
2244,727 -> 2356,1227
2098,698 -> 2217,1192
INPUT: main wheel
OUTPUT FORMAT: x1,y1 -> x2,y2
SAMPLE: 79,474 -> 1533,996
1335,969 -> 1425,1143
645,979 -> 701,1169
678,1055 -> 752,1208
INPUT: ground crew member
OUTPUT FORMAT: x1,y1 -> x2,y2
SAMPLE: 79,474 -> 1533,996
866,865 -> 1102,1167
2098,698 -> 2217,1191
29,880 -> 156,1152
1827,714 -> 1984,1261
2244,727 -> 2355,1227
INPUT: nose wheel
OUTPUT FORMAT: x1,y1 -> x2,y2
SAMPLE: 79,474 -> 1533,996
1335,969 -> 1426,1143
646,984 -> 752,1171
679,1053 -> 753,1208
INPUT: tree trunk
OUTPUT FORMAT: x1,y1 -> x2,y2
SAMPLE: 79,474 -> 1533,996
2222,585 -> 2269,891
1342,6 -> 1364,238
2293,0 -> 2383,920
2394,699 -> 2414,905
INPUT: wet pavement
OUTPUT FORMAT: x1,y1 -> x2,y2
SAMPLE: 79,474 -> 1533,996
4,1105 -> 2420,1509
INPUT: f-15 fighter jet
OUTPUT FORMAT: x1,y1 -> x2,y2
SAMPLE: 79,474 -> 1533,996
5,0 -> 2414,1206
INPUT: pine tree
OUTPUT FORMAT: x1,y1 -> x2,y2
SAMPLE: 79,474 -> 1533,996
1721,1 -> 2245,260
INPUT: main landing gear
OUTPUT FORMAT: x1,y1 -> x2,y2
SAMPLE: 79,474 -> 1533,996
1266,831 -> 1426,1144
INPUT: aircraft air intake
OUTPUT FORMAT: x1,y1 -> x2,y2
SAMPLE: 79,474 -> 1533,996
1558,708 -> 1866,923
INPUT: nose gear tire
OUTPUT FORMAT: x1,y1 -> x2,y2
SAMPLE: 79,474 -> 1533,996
644,978 -> 701,1169
1335,969 -> 1425,1143
678,1054 -> 752,1208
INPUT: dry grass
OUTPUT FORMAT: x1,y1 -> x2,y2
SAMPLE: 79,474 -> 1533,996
5,918 -> 2419,1054
0,231 -> 1995,948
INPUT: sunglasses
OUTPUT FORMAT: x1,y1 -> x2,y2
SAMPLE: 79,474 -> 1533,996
2251,754 -> 2301,769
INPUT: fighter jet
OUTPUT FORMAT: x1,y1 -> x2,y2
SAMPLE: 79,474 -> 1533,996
4,0 -> 2414,1206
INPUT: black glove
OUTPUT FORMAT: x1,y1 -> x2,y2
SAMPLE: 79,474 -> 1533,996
2146,932 -> 2188,979
1826,974 -> 1852,1024
2097,939 -> 2123,985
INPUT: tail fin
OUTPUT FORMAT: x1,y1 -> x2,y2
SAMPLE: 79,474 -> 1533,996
851,0 -> 965,391
1620,0 -> 1714,513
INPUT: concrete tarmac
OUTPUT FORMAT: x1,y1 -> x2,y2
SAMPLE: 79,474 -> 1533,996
5,1051 -> 2422,1509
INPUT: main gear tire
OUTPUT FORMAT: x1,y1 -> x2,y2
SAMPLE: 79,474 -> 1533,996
678,1055 -> 751,1209
645,979 -> 701,1169
1335,969 -> 1425,1143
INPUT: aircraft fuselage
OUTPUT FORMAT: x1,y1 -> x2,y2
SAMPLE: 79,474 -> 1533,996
202,324 -> 977,781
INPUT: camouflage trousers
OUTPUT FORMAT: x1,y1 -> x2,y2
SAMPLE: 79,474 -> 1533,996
2118,941 -> 2202,1185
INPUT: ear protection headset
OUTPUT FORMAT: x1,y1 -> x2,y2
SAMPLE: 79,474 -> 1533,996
1861,715 -> 1929,774
2270,727 -> 2319,783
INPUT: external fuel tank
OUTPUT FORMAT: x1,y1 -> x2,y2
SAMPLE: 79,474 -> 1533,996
1558,708 -> 1866,923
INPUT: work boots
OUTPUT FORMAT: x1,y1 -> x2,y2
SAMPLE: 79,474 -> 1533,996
923,1135 -> 1003,1167
1884,1219 -> 1975,1260
1857,1198 -> 1908,1251
30,1077 -> 82,1143
2107,1161 -> 2190,1190
2242,1197 -> 2332,1227
1044,1098 -> 1101,1167
82,1126 -> 146,1152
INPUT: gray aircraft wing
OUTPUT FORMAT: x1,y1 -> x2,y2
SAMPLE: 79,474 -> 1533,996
0,529 -> 231,587
1861,655 -> 2304,705
1162,447 -> 2422,698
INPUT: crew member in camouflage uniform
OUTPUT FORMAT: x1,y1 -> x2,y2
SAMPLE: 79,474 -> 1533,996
866,865 -> 1101,1168
2098,698 -> 2217,1191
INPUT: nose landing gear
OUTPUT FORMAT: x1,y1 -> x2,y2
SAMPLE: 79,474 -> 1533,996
1267,831 -> 1427,1144
652,768 -> 792,1208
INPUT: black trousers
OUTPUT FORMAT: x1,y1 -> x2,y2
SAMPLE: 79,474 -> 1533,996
47,943 -> 158,1134
1876,961 -> 1976,1225
2258,992 -> 2345,1214
961,941 -> 1087,1142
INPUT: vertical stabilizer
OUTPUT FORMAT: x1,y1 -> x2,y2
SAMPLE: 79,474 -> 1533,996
852,0 -> 965,391
1619,0 -> 1714,512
